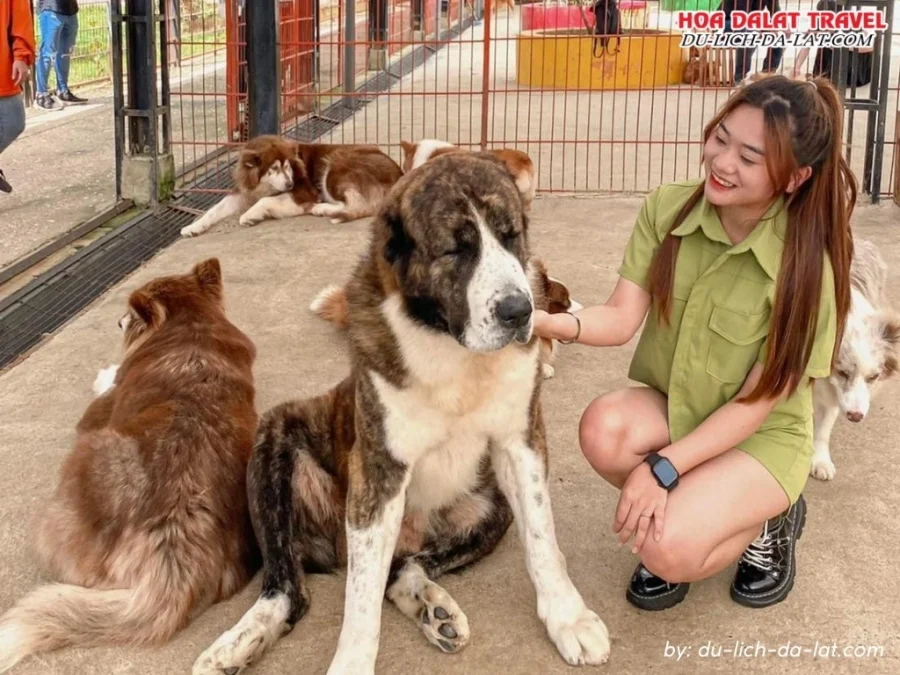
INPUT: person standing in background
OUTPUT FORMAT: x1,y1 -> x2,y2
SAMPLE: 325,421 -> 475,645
34,0 -> 87,110
719,0 -> 785,87
0,0 -> 36,193
792,0 -> 874,87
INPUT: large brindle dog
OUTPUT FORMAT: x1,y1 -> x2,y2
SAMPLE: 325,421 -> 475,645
193,152 -> 610,674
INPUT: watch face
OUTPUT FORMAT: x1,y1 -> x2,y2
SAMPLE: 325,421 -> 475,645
654,460 -> 679,486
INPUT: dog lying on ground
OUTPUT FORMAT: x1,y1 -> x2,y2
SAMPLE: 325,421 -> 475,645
180,136 -> 403,237
192,152 -> 609,675
0,259 -> 262,672
400,138 -> 537,209
811,239 -> 900,480
309,257 -> 583,379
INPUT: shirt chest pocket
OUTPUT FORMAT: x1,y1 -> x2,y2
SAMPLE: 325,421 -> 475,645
706,305 -> 770,384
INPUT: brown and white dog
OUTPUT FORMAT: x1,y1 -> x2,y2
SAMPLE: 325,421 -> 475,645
400,138 -> 537,209
0,259 -> 262,672
180,136 -> 403,237
811,239 -> 900,480
309,257 -> 583,379
193,152 -> 609,675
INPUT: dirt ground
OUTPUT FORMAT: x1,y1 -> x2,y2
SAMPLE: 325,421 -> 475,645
0,193 -> 898,674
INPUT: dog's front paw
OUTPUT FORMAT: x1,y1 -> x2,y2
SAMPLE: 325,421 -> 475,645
811,456 -> 836,481
546,607 -> 611,666
180,222 -> 208,237
542,363 -> 556,379
92,365 -> 119,396
238,211 -> 265,227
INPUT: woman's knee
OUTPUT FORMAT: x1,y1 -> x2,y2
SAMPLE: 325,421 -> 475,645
579,394 -> 632,474
640,530 -> 702,584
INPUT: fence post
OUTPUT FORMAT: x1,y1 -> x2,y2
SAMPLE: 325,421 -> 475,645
246,0 -> 281,136
368,0 -> 387,70
115,0 -> 175,206
479,0 -> 492,151
343,0 -> 356,104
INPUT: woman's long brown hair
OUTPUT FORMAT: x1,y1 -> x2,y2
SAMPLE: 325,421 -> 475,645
647,75 -> 856,402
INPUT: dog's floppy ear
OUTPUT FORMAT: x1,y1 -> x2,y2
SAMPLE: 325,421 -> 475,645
241,148 -> 261,170
546,276 -> 573,314
193,258 -> 223,300
380,197 -> 413,267
879,312 -> 900,346
877,312 -> 900,378
399,140 -> 416,173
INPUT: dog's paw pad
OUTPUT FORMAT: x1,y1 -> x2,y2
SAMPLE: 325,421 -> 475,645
549,609 -> 610,666
419,585 -> 469,653
811,458 -> 836,481
542,363 -> 555,379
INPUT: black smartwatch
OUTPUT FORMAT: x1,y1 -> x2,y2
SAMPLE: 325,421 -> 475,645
645,452 -> 679,491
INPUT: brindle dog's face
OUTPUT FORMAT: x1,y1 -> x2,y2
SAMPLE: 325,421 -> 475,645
381,152 -> 534,352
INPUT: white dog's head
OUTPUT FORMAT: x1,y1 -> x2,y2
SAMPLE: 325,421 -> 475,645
829,290 -> 900,422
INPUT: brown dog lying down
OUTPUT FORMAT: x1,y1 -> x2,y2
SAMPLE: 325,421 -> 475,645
310,257 -> 582,379
400,138 -> 538,210
181,136 -> 404,237
0,259 -> 261,671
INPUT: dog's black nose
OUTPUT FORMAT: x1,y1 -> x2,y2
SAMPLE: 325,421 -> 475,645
496,292 -> 532,329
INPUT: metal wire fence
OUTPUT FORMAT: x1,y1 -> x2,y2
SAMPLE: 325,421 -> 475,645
166,0 -> 900,201
29,0 -> 225,91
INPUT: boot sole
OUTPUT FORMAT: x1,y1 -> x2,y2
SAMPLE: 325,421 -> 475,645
626,582 -> 690,611
730,496 -> 807,609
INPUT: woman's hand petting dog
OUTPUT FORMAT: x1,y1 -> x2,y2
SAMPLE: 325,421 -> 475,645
613,462 -> 667,554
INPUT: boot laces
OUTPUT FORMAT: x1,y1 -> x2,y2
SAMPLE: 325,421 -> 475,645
742,517 -> 789,573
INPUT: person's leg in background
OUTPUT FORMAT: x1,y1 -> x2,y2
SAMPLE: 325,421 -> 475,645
0,93 -> 27,193
55,13 -> 87,104
724,17 -> 753,87
759,45 -> 784,75
35,10 -> 65,110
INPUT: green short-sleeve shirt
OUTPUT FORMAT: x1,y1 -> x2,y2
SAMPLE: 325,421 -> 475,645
618,179 -> 837,504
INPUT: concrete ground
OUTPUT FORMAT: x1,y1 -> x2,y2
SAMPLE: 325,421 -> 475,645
0,194 -> 898,674
0,53 -> 232,273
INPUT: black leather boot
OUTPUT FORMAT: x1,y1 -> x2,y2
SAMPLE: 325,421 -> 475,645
625,563 -> 689,611
731,494 -> 807,608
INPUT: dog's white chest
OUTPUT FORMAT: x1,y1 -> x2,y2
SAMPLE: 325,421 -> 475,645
369,338 -> 538,513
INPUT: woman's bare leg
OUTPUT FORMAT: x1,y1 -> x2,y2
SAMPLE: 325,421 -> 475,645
578,386 -> 804,610
578,387 -> 670,488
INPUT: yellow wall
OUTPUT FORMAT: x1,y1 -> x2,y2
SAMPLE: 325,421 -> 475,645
518,31 -> 685,90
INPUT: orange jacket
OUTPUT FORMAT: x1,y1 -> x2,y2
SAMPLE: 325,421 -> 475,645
1,0 -> 36,97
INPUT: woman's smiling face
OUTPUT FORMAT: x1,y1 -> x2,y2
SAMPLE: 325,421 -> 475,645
702,104 -> 775,209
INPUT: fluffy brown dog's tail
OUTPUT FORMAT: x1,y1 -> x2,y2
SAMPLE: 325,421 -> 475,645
0,572 -> 196,673
309,284 -> 349,329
